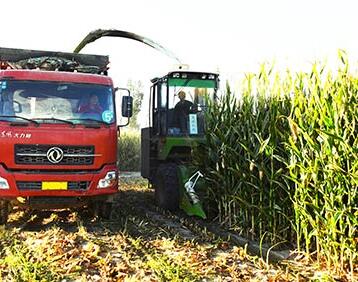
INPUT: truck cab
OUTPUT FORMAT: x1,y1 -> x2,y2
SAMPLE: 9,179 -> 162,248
0,47 -> 132,223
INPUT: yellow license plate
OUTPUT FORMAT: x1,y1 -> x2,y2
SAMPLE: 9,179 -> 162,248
42,182 -> 68,190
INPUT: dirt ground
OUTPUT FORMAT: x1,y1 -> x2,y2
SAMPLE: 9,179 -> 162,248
0,177 -> 346,281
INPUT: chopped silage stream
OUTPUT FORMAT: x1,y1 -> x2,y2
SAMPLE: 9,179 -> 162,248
0,176 -> 307,281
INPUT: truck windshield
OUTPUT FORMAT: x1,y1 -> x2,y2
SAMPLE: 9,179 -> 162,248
0,80 -> 115,125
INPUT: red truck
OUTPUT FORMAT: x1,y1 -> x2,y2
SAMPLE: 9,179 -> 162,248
0,47 -> 132,223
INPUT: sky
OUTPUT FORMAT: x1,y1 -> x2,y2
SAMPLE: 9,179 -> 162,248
1,0 -> 358,92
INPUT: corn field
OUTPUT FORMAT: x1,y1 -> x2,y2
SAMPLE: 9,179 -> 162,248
118,130 -> 141,171
194,52 -> 357,277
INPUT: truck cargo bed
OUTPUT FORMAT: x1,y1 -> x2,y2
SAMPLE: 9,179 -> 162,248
0,47 -> 109,74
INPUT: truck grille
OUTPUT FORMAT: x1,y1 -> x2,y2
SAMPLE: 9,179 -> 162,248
15,145 -> 96,165
16,181 -> 90,191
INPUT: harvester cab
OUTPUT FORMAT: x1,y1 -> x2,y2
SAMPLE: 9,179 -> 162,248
141,70 -> 219,218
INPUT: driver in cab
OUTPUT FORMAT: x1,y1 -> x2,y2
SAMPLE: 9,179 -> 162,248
174,91 -> 194,133
78,94 -> 103,114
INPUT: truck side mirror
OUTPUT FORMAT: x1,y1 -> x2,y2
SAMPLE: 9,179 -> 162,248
115,87 -> 132,128
122,96 -> 133,118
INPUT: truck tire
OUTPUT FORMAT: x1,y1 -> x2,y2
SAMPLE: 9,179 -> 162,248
99,202 -> 113,220
0,201 -> 9,225
88,201 -> 112,220
154,163 -> 180,211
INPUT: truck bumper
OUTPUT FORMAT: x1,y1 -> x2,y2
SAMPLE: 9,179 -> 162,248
0,164 -> 119,200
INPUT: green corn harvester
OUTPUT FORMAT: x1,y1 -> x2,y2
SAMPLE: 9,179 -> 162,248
141,70 -> 219,218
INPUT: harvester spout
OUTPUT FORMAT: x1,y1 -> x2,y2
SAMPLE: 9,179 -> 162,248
74,29 -> 182,63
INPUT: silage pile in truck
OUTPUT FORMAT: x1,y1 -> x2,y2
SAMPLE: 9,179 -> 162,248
0,47 -> 132,223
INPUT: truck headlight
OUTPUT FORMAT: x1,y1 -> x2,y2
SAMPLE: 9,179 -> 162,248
0,177 -> 10,189
97,171 -> 117,189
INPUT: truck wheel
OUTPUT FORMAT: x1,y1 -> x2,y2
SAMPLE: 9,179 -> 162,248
0,201 -> 9,225
88,201 -> 112,220
99,202 -> 112,220
154,163 -> 179,211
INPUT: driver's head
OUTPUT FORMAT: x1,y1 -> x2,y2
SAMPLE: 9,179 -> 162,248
178,91 -> 186,101
89,94 -> 99,105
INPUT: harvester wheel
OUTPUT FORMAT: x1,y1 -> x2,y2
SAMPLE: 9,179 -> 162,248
154,163 -> 179,211
0,200 -> 9,225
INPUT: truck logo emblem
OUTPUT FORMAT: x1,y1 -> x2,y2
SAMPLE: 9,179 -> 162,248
46,147 -> 64,164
